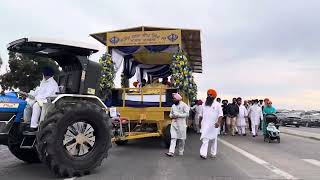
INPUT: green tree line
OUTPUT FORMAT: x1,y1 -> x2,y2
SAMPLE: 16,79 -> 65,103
0,52 -> 59,92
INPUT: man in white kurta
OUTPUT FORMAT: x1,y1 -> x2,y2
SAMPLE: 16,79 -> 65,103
236,97 -> 248,136
191,100 -> 203,133
199,89 -> 223,159
166,93 -> 190,157
24,67 -> 59,132
248,99 -> 263,137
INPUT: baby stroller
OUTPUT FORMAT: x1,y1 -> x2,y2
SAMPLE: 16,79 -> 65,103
263,114 -> 280,143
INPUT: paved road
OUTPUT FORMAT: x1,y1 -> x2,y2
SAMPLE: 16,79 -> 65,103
282,126 -> 320,134
0,131 -> 319,180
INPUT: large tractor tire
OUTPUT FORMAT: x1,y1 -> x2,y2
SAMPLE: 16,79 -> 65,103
8,123 -> 41,163
163,124 -> 171,148
36,101 -> 111,177
7,123 -> 40,163
114,140 -> 128,146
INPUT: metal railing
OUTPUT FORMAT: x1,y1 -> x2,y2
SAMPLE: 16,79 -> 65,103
114,87 -> 177,107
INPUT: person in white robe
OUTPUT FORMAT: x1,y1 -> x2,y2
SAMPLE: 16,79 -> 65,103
199,89 -> 223,159
23,67 -> 59,132
248,99 -> 263,137
236,97 -> 248,136
191,100 -> 203,133
166,93 -> 190,157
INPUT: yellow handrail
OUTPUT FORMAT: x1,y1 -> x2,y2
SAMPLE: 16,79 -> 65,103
159,89 -> 162,107
116,87 -> 175,107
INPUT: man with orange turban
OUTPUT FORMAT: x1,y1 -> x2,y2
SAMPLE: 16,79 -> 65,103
199,89 -> 223,159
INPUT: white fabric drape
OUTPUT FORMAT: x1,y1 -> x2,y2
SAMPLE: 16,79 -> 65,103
111,49 -> 124,72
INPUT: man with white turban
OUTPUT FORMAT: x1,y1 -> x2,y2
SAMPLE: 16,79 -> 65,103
166,93 -> 190,157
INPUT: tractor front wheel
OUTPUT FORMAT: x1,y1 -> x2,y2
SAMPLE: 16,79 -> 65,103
36,101 -> 111,177
7,123 -> 40,163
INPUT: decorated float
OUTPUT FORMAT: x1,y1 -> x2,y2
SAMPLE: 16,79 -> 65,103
90,26 -> 202,146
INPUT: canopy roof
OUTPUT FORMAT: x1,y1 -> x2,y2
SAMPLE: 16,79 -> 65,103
90,26 -> 202,73
7,37 -> 99,67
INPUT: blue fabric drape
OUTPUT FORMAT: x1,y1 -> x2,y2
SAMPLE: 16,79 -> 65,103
144,45 -> 170,52
147,65 -> 170,78
115,45 -> 170,54
117,46 -> 140,54
123,55 -> 138,79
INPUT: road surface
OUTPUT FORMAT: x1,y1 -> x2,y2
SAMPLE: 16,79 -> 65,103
0,130 -> 319,180
282,126 -> 320,134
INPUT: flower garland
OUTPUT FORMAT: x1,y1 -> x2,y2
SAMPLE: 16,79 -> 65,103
120,72 -> 129,88
170,50 -> 197,101
99,53 -> 115,100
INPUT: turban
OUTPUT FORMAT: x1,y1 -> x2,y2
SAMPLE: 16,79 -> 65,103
207,89 -> 217,97
173,93 -> 182,101
133,81 -> 139,87
42,66 -> 54,77
197,100 -> 203,105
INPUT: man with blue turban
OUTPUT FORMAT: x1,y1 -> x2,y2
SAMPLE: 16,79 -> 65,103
24,66 -> 59,132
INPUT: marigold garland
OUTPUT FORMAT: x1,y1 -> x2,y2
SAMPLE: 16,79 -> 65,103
99,53 -> 115,100
170,50 -> 197,101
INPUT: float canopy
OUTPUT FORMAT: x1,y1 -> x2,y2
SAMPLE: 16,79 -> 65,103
90,26 -> 202,73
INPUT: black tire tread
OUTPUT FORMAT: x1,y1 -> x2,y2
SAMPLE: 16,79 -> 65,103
114,140 -> 128,146
7,123 -> 40,163
163,124 -> 171,148
36,101 -> 111,177
7,140 -> 41,163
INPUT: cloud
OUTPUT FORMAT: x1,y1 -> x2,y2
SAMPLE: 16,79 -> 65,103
0,0 -> 319,110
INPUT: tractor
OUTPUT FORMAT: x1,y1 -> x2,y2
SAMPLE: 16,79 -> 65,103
0,38 -> 111,177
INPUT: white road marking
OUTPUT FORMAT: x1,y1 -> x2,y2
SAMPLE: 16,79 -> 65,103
64,178 -> 75,180
302,159 -> 320,168
218,139 -> 298,180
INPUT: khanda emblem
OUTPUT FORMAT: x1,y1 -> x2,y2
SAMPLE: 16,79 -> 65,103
167,33 -> 178,42
109,36 -> 120,45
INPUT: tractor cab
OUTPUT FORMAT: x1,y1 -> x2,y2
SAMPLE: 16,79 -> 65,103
7,37 -> 101,95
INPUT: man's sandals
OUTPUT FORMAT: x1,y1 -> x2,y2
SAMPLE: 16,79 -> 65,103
165,152 -> 174,157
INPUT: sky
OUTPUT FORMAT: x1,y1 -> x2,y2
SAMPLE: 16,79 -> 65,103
0,0 -> 319,110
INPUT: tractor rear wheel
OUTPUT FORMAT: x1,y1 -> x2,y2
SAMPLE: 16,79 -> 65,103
163,124 -> 171,148
36,101 -> 111,177
114,140 -> 128,146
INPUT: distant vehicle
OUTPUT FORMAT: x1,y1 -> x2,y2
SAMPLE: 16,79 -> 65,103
275,112 -> 287,121
280,117 -> 302,128
301,115 -> 320,128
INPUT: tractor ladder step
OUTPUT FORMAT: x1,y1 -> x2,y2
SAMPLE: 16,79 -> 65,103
20,132 -> 36,149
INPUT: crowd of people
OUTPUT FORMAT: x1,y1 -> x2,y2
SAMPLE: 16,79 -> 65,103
191,97 -> 276,137
166,89 -> 277,159
133,77 -> 172,88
